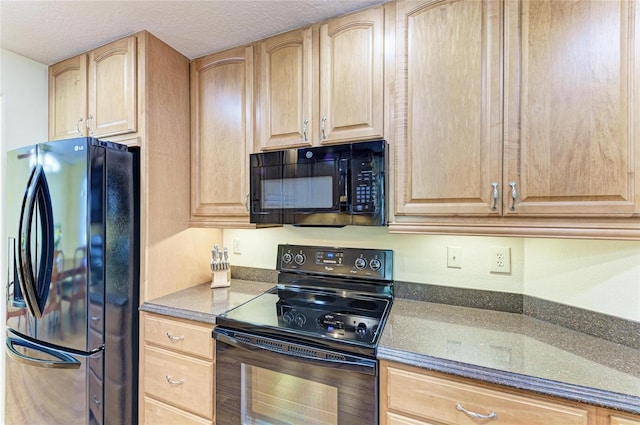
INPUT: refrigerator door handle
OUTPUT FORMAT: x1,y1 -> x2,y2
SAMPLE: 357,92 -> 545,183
17,164 -> 55,319
5,336 -> 81,369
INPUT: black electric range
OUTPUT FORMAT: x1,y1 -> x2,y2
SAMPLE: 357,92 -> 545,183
215,244 -> 394,358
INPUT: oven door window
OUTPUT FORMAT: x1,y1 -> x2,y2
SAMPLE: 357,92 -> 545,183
241,364 -> 338,425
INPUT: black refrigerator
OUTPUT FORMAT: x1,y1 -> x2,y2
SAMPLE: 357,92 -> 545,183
5,137 -> 139,425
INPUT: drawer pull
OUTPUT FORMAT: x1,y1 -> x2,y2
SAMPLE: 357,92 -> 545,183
456,403 -> 498,420
166,332 -> 184,341
165,375 -> 184,385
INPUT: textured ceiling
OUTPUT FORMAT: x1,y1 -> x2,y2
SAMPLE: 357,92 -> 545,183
0,0 -> 387,65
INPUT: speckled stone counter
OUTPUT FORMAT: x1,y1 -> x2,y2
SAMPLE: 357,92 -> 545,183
139,279 -> 274,324
139,277 -> 640,415
378,299 -> 640,415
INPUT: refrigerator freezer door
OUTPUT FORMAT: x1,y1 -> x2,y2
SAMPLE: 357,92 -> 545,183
4,331 -> 100,425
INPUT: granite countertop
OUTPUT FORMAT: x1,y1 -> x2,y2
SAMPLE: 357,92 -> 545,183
379,299 -> 640,415
140,279 -> 274,324
140,280 -> 640,415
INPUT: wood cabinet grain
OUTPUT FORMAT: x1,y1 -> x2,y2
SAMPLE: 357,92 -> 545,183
190,45 -> 254,228
49,35 -> 137,141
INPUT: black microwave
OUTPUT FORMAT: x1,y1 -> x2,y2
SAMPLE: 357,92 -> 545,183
249,140 -> 387,226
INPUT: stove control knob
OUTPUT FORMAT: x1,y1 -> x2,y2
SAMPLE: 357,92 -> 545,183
355,258 -> 367,270
283,311 -> 295,325
369,258 -> 382,271
282,252 -> 293,264
356,322 -> 367,337
294,253 -> 306,265
294,314 -> 307,327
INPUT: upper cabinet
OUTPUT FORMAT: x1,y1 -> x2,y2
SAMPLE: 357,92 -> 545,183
255,6 -> 385,151
394,0 -> 502,216
256,28 -> 314,150
190,46 -> 255,228
392,0 -> 640,238
49,35 -> 137,140
49,54 -> 87,140
503,0 -> 638,218
319,6 -> 384,144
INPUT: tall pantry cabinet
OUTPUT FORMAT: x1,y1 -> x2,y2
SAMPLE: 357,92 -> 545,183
392,0 -> 640,238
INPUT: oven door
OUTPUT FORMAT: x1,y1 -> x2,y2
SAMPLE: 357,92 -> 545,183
249,145 -> 350,226
214,327 -> 378,425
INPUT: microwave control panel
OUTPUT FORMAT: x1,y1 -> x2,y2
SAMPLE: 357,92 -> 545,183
352,158 -> 380,213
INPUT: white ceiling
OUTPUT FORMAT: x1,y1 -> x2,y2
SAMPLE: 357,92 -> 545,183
0,0 -> 387,66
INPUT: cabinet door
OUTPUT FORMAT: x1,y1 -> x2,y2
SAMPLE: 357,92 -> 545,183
504,0 -> 640,217
87,36 -> 137,138
256,28 -> 314,150
48,54 -> 87,140
190,46 -> 254,226
320,6 -> 384,144
394,0 -> 502,216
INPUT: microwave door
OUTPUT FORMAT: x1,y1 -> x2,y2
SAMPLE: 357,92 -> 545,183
290,157 -> 350,227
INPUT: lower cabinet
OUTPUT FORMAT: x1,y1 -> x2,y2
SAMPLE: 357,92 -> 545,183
140,312 -> 215,424
380,360 -> 595,425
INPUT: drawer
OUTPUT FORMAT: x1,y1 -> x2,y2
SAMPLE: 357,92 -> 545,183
144,345 -> 214,419
385,366 -> 591,425
144,396 -> 212,425
143,313 -> 214,359
387,411 -> 435,425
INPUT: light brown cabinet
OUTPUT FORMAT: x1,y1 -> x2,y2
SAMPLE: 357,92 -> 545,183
255,6 -> 385,151
380,361 -> 595,425
255,27 -> 314,150
189,45 -> 255,228
597,410 -> 640,425
391,0 -> 640,238
49,36 -> 136,140
140,312 -> 215,425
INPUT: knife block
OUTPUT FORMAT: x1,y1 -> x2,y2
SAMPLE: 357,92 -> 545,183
211,268 -> 231,288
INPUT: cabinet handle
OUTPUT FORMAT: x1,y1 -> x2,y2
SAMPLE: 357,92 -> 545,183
244,192 -> 250,212
86,115 -> 94,135
321,115 -> 327,140
76,117 -> 84,135
456,403 -> 497,420
491,182 -> 499,211
509,181 -> 517,210
303,119 -> 309,141
93,395 -> 101,406
165,375 -> 184,385
165,332 -> 184,341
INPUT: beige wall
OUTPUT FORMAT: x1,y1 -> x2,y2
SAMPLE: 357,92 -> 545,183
224,227 -> 640,322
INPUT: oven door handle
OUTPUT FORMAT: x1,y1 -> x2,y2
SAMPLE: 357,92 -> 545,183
214,329 -> 377,376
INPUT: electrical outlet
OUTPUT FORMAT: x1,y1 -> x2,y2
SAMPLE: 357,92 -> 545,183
233,238 -> 241,255
490,246 -> 511,273
447,246 -> 462,269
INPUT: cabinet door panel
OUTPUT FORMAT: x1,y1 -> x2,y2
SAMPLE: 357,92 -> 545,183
257,28 -> 313,150
395,0 -> 502,216
88,36 -> 137,138
320,6 -> 384,143
49,54 -> 87,140
191,46 -> 253,222
504,0 -> 639,216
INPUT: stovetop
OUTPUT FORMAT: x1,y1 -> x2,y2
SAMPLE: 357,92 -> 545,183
215,244 -> 394,357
